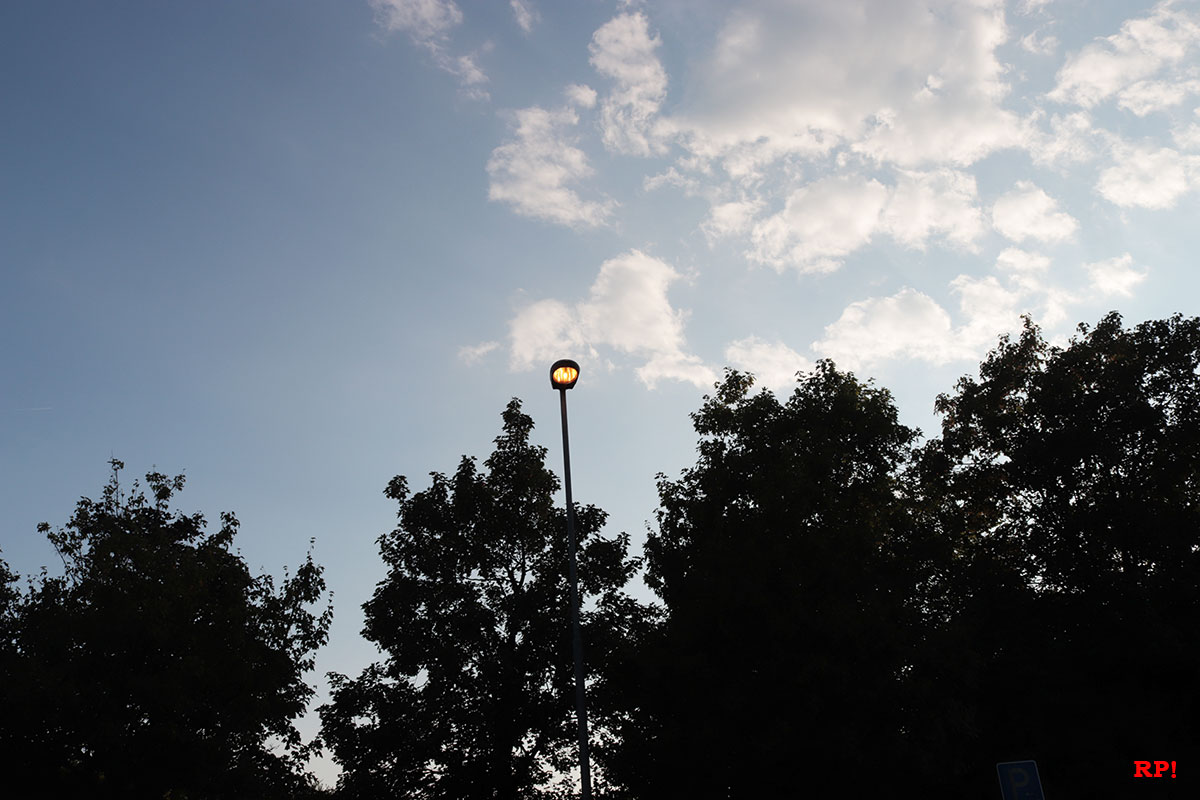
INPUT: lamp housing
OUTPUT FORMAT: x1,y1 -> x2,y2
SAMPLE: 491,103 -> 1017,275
550,359 -> 580,390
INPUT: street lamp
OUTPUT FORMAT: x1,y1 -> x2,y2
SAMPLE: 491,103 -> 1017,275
550,358 -> 591,800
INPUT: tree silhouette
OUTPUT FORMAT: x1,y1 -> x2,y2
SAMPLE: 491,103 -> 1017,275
0,460 -> 332,799
320,399 -> 646,799
613,363 -> 923,798
911,312 -> 1200,796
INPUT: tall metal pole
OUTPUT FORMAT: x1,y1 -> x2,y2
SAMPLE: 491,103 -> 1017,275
558,387 -> 592,800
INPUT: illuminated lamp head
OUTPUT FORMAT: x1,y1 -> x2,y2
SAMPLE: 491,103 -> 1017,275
550,359 -> 580,390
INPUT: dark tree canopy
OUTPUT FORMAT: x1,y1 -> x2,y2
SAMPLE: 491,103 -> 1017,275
7,311 -> 1196,799
611,315 -> 1200,797
0,461 -> 332,799
613,362 -> 923,798
320,399 -> 646,800
911,312 -> 1200,796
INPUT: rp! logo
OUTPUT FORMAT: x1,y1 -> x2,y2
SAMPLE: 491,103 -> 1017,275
1133,761 -> 1177,778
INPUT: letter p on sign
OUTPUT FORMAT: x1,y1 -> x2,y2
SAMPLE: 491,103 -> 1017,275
997,760 -> 1046,800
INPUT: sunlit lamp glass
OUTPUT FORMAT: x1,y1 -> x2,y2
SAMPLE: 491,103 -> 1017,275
550,359 -> 580,389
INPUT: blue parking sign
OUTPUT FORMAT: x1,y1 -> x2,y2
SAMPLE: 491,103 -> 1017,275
997,760 -> 1045,800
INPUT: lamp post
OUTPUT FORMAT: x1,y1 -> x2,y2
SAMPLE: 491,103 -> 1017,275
550,358 -> 591,800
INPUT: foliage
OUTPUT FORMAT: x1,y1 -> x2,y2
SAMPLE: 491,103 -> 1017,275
612,362 -> 923,798
7,311 -> 1197,798
0,461 -> 332,799
320,399 -> 647,800
910,312 -> 1200,795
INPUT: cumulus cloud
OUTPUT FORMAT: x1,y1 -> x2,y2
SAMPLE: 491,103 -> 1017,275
991,181 -> 1079,244
589,12 -> 670,156
723,337 -> 814,393
993,248 -> 1076,325
746,169 -> 984,272
1096,141 -> 1199,208
1028,111 -> 1100,166
508,251 -> 716,388
879,168 -> 985,250
996,248 -> 1082,326
1020,30 -> 1060,55
702,198 -> 763,242
564,83 -> 598,108
749,176 -> 889,273
371,0 -> 462,40
812,288 -> 968,370
643,166 -> 702,194
813,241 -> 1096,371
370,0 -> 489,98
812,277 -> 1059,372
997,247 -> 1052,274
592,1 -> 1017,272
509,298 -> 577,369
1085,253 -> 1149,296
635,352 -> 717,389
510,0 -> 538,33
950,274 -> 1025,349
1018,0 -> 1053,14
1174,118 -> 1200,150
667,0 -> 1023,171
449,55 -> 489,99
1048,0 -> 1200,108
1118,78 -> 1200,115
458,341 -> 499,364
487,106 -> 616,228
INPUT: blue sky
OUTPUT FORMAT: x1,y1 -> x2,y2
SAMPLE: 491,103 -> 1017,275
4,0 -> 1200,785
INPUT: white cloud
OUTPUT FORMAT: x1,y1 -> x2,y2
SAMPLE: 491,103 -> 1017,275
879,168 -> 985,250
593,1 -> 1024,271
1096,141 -> 1199,208
994,249 -> 1077,326
1028,111 -> 1099,166
812,288 -> 968,370
813,244 -> 1089,371
746,169 -> 985,272
702,198 -> 763,242
564,83 -> 598,109
988,248 -> 1075,326
589,12 -> 669,156
667,0 -> 1023,170
996,247 -> 1052,274
450,54 -> 489,99
723,336 -> 813,392
1085,253 -> 1149,296
510,0 -> 538,33
371,0 -> 462,41
509,298 -> 578,370
748,176 -> 889,273
486,106 -> 615,228
949,274 -> 1025,350
576,252 -> 688,356
1018,0 -> 1053,14
636,352 -> 717,389
714,136 -> 825,182
643,166 -> 701,194
1174,119 -> 1200,150
1020,30 -> 1060,55
812,277 -> 1052,372
508,251 -> 716,388
1049,1 -> 1200,108
458,341 -> 499,364
1117,78 -> 1200,116
991,181 -> 1079,243
370,0 -> 489,98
